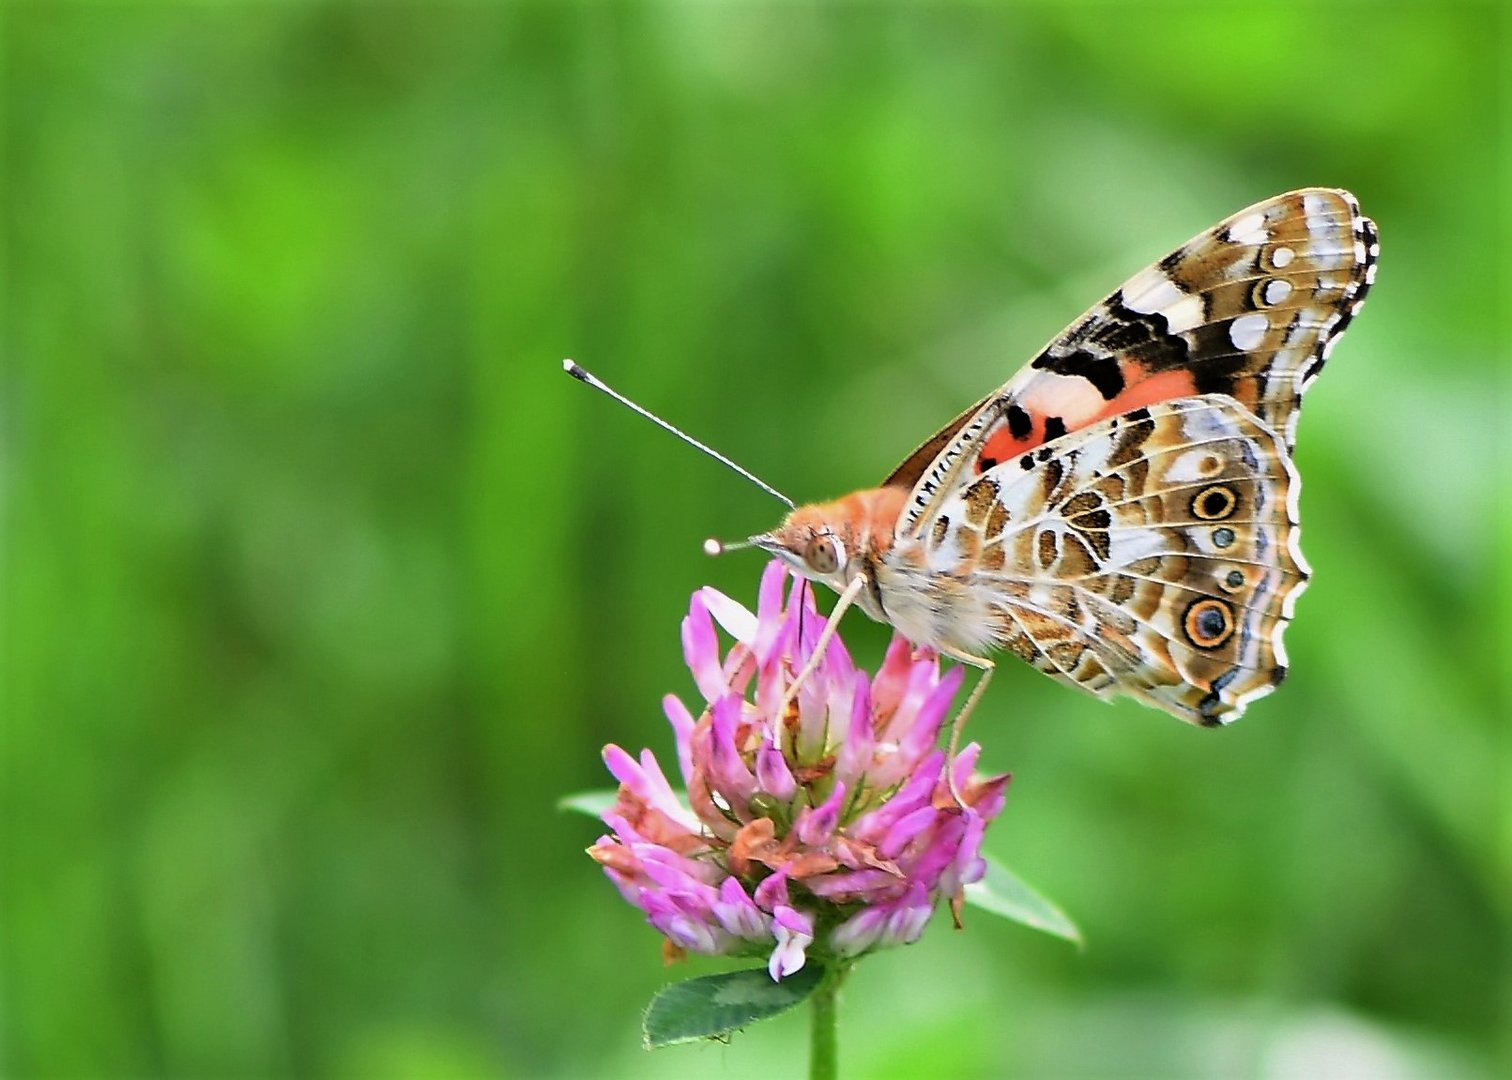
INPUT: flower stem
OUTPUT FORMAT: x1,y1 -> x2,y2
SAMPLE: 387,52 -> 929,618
809,962 -> 849,1080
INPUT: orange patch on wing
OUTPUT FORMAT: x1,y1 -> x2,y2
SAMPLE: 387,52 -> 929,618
977,427 -> 1034,471
1093,367 -> 1200,423
976,366 -> 1203,474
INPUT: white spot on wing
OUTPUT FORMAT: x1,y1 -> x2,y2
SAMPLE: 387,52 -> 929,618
1126,286 -> 1194,341
1122,267 -> 1180,312
1263,279 -> 1292,305
1302,192 -> 1336,242
1271,246 -> 1295,268
1121,269 -> 1206,332
1230,313 -> 1269,352
1164,294 -> 1206,334
1227,211 -> 1267,246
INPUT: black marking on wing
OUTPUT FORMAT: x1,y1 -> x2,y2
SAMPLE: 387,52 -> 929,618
1196,665 -> 1240,725
1030,348 -> 1125,399
1092,292 -> 1173,354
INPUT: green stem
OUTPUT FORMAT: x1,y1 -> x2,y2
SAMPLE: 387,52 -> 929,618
808,963 -> 849,1080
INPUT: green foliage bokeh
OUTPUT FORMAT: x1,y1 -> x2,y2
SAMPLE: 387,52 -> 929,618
4,3 -> 1506,1078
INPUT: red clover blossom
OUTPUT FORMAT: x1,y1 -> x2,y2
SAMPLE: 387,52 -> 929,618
588,561 -> 1010,980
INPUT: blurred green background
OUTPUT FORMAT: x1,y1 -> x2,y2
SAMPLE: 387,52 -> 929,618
4,2 -> 1506,1077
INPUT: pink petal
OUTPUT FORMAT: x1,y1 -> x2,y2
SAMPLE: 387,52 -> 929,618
637,749 -> 699,830
830,906 -> 887,958
753,561 -> 788,663
768,905 -> 814,980
601,744 -> 643,788
699,586 -> 758,644
901,813 -> 968,888
833,671 -> 875,792
796,781 -> 846,846
941,811 -> 989,894
882,883 -> 934,946
753,870 -> 790,912
708,693 -> 757,807
713,878 -> 770,941
804,868 -> 901,900
851,750 -> 945,839
681,595 -> 727,704
640,850 -> 724,893
755,739 -> 798,801
878,805 -> 940,860
661,694 -> 698,789
895,664 -> 963,764
870,636 -> 920,720
643,893 -> 729,955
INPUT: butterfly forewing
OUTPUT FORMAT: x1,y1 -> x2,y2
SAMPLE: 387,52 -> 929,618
760,188 -> 1374,729
893,188 -> 1378,538
882,398 -> 1306,724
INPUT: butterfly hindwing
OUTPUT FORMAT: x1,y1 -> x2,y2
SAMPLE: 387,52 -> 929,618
892,188 -> 1377,538
885,397 -> 1306,724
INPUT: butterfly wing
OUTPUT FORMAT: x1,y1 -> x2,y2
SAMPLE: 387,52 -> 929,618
881,397 -> 1306,724
889,188 -> 1377,538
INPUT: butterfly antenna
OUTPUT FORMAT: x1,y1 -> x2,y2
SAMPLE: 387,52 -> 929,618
702,537 -> 756,556
563,360 -> 796,510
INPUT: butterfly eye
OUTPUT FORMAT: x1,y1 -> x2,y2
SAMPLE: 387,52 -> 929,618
803,534 -> 842,575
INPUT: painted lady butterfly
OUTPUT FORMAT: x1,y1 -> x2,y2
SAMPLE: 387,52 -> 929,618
751,189 -> 1378,731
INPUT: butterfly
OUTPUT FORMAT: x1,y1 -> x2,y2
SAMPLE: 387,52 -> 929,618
750,188 -> 1378,732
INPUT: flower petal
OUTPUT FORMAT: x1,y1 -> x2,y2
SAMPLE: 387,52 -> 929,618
699,586 -> 759,644
796,781 -> 846,846
753,869 -> 790,912
830,906 -> 886,958
642,892 -> 730,955
754,739 -> 798,801
713,878 -> 771,941
768,905 -> 814,980
707,693 -> 757,808
901,812 -> 968,889
805,867 -> 903,901
753,561 -> 788,664
681,594 -> 727,704
878,804 -> 940,861
870,636 -> 920,722
661,694 -> 698,786
894,664 -> 962,765
850,749 -> 946,839
882,883 -> 934,946
833,671 -> 875,793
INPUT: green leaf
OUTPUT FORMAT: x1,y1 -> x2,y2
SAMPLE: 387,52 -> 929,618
963,855 -> 1083,947
642,965 -> 825,1049
557,790 -> 618,818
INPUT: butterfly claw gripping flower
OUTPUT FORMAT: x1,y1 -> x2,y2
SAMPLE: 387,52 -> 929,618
588,561 -> 1010,980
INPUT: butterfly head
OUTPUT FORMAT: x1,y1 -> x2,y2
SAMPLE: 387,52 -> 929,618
752,509 -> 851,591
743,488 -> 905,597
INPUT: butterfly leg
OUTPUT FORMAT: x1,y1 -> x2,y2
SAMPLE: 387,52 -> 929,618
939,647 -> 996,807
779,572 -> 868,714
